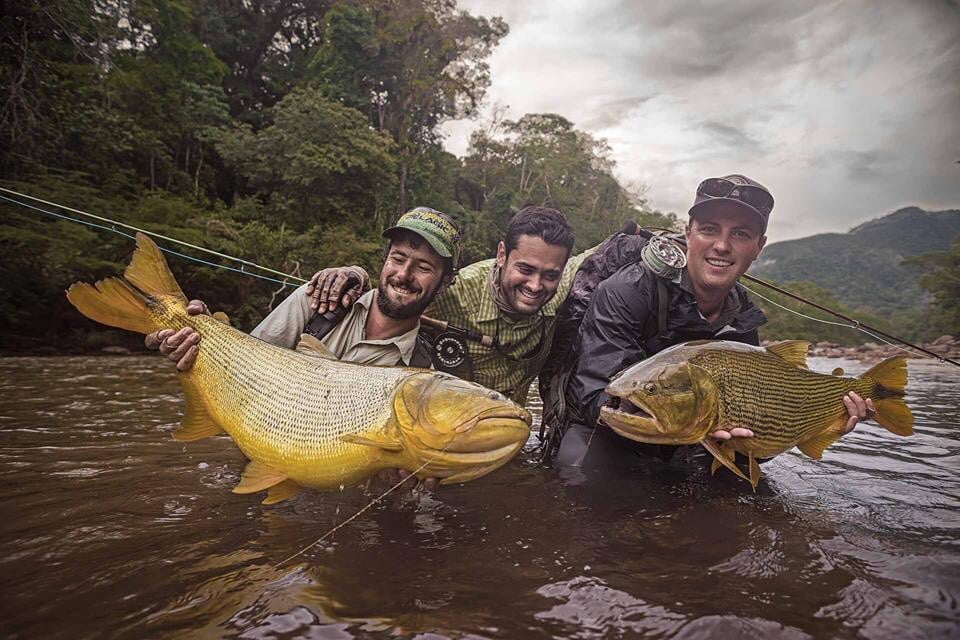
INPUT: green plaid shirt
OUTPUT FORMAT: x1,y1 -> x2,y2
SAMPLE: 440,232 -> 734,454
426,249 -> 593,406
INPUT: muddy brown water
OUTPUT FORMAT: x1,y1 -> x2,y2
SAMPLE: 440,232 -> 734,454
1,355 -> 958,639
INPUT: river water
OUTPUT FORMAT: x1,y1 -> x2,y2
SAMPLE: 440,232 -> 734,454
1,355 -> 958,639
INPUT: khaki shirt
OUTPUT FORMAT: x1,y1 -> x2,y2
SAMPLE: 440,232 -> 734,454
425,248 -> 594,405
251,286 -> 419,366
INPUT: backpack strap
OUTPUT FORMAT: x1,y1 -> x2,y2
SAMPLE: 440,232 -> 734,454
409,333 -> 435,369
640,265 -> 670,342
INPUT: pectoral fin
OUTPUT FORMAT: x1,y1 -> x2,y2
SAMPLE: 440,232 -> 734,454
233,460 -> 288,494
340,433 -> 403,452
748,453 -> 761,492
172,381 -> 224,442
262,479 -> 301,505
710,444 -> 735,476
701,438 -> 750,483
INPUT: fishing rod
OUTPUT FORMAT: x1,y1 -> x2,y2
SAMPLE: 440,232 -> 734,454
742,273 -> 960,368
3,188 -> 955,367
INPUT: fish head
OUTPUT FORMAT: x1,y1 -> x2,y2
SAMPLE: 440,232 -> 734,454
599,356 -> 719,445
390,372 -> 532,483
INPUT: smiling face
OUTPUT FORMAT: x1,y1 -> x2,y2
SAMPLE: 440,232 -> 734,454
495,234 -> 570,316
376,232 -> 450,320
684,203 -> 767,297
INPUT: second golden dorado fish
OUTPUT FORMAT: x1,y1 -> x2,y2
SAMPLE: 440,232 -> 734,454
599,340 -> 913,490
66,233 -> 531,504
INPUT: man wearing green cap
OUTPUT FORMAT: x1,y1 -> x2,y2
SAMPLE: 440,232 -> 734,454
145,206 -> 462,370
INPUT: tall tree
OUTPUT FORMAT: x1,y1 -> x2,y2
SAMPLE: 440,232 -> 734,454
214,84 -> 397,231
905,237 -> 960,336
460,112 -> 677,253
309,0 -> 507,216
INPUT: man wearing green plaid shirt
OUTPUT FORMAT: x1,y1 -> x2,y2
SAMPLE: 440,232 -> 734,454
309,206 -> 591,406
423,207 -> 589,405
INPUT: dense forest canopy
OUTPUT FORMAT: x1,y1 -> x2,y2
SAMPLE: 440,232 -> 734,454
1,0 -> 953,352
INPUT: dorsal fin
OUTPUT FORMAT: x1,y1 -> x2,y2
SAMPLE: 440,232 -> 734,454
765,340 -> 810,368
124,233 -> 187,301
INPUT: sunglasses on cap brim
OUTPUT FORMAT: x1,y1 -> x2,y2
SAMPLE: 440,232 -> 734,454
697,178 -> 774,215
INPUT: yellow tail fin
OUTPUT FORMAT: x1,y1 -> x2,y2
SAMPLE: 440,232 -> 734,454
124,232 -> 186,300
65,233 -> 186,336
861,356 -> 913,437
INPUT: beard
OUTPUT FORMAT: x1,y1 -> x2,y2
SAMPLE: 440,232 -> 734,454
376,279 -> 434,320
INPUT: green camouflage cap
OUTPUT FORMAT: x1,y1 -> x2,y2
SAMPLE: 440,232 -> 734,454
383,207 -> 463,269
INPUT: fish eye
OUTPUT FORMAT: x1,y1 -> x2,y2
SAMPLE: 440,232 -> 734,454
643,383 -> 658,395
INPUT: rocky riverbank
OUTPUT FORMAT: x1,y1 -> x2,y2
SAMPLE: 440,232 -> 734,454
763,335 -> 960,363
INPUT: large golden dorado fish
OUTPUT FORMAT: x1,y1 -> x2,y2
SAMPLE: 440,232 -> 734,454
599,340 -> 913,490
66,233 -> 531,504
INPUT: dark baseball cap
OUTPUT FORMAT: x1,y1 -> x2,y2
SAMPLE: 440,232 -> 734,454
689,174 -> 774,234
383,207 -> 463,268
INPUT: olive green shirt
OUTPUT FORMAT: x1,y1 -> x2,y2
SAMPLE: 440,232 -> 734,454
425,249 -> 594,406
251,286 -> 419,366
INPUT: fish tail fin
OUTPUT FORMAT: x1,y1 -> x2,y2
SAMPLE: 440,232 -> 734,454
66,278 -> 156,335
66,233 -> 186,336
861,356 -> 913,436
123,233 -> 187,301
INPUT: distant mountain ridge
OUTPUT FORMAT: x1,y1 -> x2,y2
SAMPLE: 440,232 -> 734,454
749,206 -> 960,315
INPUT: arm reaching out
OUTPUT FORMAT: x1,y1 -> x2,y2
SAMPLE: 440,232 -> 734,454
305,266 -> 368,314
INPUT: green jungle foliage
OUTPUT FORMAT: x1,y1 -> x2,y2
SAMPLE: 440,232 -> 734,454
902,237 -> 960,339
751,207 -> 960,341
1,0 -> 674,353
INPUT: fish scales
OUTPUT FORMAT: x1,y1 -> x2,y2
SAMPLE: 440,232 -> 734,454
152,301 -> 406,484
694,349 -> 871,455
66,233 -> 532,503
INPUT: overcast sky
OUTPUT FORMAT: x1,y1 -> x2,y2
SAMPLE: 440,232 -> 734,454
442,0 -> 960,242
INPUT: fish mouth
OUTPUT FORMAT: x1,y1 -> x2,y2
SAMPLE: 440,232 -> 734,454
442,411 -> 531,453
413,409 -> 530,483
427,439 -> 527,481
599,396 -> 663,441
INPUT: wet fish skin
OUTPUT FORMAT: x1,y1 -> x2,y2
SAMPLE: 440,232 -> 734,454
66,233 -> 531,504
599,340 -> 913,489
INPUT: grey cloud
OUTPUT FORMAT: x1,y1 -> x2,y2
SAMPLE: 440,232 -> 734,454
593,0 -> 823,80
580,95 -> 653,130
829,150 -> 891,183
699,120 -> 762,152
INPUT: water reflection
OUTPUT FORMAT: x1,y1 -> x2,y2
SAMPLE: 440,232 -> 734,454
0,356 -> 958,638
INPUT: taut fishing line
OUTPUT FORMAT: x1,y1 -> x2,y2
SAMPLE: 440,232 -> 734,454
274,449 -> 452,569
0,187 -> 307,287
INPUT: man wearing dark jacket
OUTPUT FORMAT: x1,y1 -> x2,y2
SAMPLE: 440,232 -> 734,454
551,174 -> 873,472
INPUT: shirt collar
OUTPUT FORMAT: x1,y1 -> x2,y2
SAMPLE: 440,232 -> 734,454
678,269 -> 744,329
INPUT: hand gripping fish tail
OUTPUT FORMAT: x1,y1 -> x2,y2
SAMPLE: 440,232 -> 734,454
66,233 -> 531,505
859,356 -> 913,437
